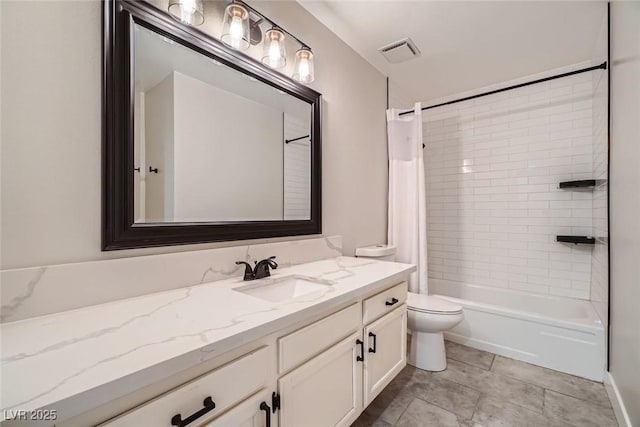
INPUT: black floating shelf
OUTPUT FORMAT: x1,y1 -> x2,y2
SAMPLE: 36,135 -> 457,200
556,235 -> 596,245
558,179 -> 596,189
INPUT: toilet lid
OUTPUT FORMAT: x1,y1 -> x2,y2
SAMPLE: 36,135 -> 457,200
407,293 -> 463,315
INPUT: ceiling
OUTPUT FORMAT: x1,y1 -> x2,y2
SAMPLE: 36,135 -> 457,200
297,1 -> 607,102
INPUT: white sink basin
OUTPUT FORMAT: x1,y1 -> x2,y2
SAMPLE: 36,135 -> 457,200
234,275 -> 334,303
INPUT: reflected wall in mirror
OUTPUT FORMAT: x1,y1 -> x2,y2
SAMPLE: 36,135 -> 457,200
133,24 -> 311,222
103,0 -> 321,250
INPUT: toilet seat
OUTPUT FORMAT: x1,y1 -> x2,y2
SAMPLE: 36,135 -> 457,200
407,293 -> 463,315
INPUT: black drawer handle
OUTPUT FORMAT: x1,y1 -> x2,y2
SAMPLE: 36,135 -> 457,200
385,297 -> 399,306
171,396 -> 215,427
368,332 -> 377,353
356,339 -> 364,362
260,401 -> 271,427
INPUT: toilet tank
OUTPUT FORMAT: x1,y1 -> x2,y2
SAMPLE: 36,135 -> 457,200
355,244 -> 396,262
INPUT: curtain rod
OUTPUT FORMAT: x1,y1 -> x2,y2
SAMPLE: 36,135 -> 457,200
398,61 -> 607,116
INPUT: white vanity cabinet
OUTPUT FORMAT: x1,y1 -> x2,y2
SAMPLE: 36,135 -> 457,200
276,282 -> 408,427
90,281 -> 408,427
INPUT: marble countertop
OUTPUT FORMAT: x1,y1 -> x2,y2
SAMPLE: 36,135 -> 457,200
1,257 -> 414,422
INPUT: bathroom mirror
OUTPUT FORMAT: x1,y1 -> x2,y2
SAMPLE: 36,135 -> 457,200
103,0 -> 322,250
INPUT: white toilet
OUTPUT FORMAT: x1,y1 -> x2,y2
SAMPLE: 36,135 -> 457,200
406,292 -> 463,371
355,244 -> 464,372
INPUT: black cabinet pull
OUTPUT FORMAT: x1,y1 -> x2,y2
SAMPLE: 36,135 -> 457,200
368,332 -> 377,353
356,339 -> 364,362
171,396 -> 215,427
271,392 -> 280,413
260,401 -> 271,427
385,297 -> 399,306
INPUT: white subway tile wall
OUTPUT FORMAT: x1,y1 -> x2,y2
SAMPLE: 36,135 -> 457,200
423,68 -> 595,299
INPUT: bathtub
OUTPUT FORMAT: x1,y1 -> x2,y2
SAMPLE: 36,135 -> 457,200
431,279 -> 606,381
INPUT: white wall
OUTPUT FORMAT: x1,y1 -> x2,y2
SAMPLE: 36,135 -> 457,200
590,6 -> 609,340
0,0 -> 387,269
388,79 -> 415,110
172,71 -> 283,222
609,2 -> 640,425
422,64 -> 596,299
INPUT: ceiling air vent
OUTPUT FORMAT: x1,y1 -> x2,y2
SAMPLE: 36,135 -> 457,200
378,38 -> 421,64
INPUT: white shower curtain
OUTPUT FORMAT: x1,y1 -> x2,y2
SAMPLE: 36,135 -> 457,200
387,103 -> 428,295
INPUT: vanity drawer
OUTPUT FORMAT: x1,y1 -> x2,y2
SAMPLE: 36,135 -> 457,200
278,302 -> 361,374
100,346 -> 272,427
362,282 -> 408,324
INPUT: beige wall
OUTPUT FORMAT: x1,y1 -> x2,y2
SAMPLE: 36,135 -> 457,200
0,0 -> 387,269
609,1 -> 640,425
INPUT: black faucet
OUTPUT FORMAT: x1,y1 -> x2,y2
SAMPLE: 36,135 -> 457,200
236,256 -> 278,281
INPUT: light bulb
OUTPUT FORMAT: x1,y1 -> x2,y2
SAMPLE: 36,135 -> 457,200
168,0 -> 204,26
269,40 -> 281,66
293,48 -> 314,83
229,15 -> 244,48
298,57 -> 310,79
179,6 -> 194,25
261,28 -> 286,69
182,0 -> 196,12
221,4 -> 249,50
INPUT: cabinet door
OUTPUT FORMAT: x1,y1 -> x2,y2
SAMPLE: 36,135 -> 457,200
202,389 -> 277,427
363,304 -> 407,406
278,332 -> 362,427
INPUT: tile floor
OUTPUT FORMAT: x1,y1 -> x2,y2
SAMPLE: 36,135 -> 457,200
352,341 -> 618,427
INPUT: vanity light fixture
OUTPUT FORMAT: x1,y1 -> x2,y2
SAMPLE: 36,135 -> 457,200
262,27 -> 286,69
218,0 -> 316,84
292,47 -> 314,84
167,0 -> 204,26
221,2 -> 250,50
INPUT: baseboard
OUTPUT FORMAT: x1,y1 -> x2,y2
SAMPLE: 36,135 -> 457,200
604,371 -> 633,427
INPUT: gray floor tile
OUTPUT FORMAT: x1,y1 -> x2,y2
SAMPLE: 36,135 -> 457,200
431,358 -> 544,412
364,387 -> 414,425
395,398 -> 461,427
391,364 -> 431,388
351,412 -> 392,427
406,375 -> 480,419
543,390 -> 618,427
445,341 -> 495,370
473,395 -> 573,427
491,355 -> 611,407
362,368 -> 420,425
355,343 -> 617,427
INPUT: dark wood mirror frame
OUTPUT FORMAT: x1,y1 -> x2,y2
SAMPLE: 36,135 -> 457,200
102,0 -> 322,250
